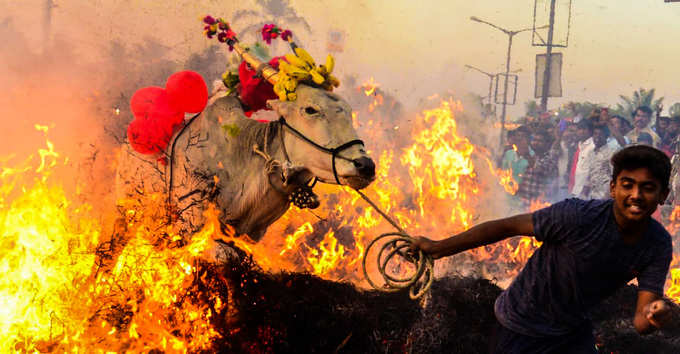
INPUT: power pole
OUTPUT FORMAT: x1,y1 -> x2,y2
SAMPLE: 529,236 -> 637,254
470,16 -> 536,154
540,0 -> 557,112
43,0 -> 54,53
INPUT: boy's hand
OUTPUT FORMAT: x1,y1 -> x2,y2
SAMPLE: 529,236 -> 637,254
646,299 -> 672,329
409,236 -> 441,259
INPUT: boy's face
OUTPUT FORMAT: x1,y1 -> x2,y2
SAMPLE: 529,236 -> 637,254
610,168 -> 668,224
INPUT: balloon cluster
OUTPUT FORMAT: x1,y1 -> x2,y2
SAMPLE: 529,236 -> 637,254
127,71 -> 208,155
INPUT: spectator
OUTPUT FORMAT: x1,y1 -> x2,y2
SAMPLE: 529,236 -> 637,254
626,106 -> 661,147
659,116 -> 680,156
570,120 -> 595,197
517,129 -> 557,203
554,122 -> 579,200
655,116 -> 670,141
502,126 -> 533,185
637,132 -> 655,146
582,125 -> 621,199
610,115 -> 633,136
599,108 -> 628,147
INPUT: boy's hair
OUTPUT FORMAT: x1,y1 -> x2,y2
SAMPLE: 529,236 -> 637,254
611,145 -> 671,190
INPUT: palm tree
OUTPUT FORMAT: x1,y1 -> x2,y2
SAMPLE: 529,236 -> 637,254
524,100 -> 541,118
557,101 -> 602,121
613,88 -> 664,119
669,103 -> 680,118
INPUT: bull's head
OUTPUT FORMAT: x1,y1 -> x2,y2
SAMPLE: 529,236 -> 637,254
267,85 -> 375,190
231,42 -> 374,189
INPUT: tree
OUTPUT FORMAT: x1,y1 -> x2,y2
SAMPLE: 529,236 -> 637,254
613,88 -> 664,119
669,103 -> 680,118
524,100 -> 541,119
557,101 -> 602,121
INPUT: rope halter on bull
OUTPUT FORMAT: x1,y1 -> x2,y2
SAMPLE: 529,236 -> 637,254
205,16 -> 433,300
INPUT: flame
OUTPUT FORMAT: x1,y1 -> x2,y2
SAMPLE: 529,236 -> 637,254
666,256 -> 680,303
6,77 -> 680,350
362,77 -> 379,96
0,127 -> 228,351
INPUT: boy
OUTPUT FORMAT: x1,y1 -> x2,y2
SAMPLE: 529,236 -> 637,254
413,145 -> 674,353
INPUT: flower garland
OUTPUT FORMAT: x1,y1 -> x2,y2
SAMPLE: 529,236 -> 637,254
261,24 -> 293,44
202,15 -> 237,51
201,16 -> 341,104
259,24 -> 340,101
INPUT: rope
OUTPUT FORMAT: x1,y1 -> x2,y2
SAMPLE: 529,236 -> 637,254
354,189 -> 434,300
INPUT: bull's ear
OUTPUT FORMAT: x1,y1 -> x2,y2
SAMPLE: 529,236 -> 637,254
267,99 -> 294,117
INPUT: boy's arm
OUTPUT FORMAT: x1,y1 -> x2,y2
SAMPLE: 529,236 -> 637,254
633,290 -> 672,334
412,213 -> 534,259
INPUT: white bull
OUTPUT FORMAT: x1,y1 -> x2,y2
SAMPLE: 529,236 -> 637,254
115,84 -> 375,241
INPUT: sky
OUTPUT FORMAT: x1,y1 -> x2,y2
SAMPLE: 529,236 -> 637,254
2,0 -> 680,123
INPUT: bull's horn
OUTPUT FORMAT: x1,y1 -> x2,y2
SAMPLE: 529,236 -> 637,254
232,42 -> 280,85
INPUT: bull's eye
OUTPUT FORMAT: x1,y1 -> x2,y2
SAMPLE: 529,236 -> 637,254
305,106 -> 319,115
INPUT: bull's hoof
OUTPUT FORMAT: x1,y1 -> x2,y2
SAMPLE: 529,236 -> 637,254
210,239 -> 241,264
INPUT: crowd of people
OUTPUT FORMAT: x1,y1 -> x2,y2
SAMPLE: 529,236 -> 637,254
501,105 -> 680,208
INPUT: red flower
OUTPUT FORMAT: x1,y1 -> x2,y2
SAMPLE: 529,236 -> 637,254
261,24 -> 274,44
281,30 -> 292,41
203,15 -> 216,25
218,21 -> 229,31
226,29 -> 236,39
217,32 -> 227,43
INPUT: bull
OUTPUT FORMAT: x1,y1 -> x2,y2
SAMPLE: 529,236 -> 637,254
115,82 -> 375,241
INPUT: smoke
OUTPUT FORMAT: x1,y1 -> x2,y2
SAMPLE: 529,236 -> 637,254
1,0 -> 510,252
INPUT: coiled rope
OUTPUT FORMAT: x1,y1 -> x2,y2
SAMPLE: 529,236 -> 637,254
355,189 -> 434,300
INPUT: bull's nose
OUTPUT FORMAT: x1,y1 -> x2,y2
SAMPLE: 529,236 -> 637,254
352,157 -> 375,179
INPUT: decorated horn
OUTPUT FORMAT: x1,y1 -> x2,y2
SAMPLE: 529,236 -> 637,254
231,43 -> 280,85
202,15 -> 279,85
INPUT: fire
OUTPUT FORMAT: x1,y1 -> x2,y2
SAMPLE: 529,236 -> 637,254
0,135 -> 99,351
667,256 -> 680,303
1,127 -> 229,351
5,77 -> 680,350
361,77 -> 385,113
362,77 -> 379,96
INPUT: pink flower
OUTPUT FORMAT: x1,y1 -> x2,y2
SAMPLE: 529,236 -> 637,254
281,30 -> 292,41
261,24 -> 276,44
203,15 -> 216,25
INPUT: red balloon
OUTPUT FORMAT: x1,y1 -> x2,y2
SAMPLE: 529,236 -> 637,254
148,89 -> 183,120
130,87 -> 165,117
127,118 -> 171,155
166,71 -> 208,113
147,109 -> 184,137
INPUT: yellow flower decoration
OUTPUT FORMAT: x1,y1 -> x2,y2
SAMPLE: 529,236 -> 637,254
273,47 -> 340,101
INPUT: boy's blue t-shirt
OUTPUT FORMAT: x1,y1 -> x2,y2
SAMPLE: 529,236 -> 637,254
495,198 -> 673,337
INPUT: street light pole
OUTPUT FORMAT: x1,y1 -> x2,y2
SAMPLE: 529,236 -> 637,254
470,16 -> 537,155
540,0 -> 558,112
464,64 -> 494,108
464,64 -> 522,119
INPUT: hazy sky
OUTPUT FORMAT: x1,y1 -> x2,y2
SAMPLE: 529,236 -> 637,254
3,0 -> 680,121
